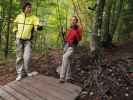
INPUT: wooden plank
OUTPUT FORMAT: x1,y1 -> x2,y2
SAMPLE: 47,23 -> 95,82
37,75 -> 81,93
21,77 -> 62,100
1,74 -> 81,100
0,96 -> 4,100
14,81 -> 47,100
2,85 -> 30,100
23,79 -> 70,100
8,82 -> 45,100
21,75 -> 80,100
8,76 -> 61,100
0,88 -> 17,100
17,82 -> 60,100
33,76 -> 79,99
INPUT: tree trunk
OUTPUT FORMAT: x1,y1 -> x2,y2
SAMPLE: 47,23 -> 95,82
90,0 -> 106,52
0,2 -> 5,48
4,0 -> 12,58
101,0 -> 113,48
109,0 -> 124,41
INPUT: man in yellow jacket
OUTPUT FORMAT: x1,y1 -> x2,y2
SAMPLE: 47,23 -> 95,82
13,2 -> 42,81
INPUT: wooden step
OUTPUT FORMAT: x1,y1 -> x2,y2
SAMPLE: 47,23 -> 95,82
0,74 -> 81,100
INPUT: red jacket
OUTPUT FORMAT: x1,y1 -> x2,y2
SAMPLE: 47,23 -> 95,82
66,27 -> 82,47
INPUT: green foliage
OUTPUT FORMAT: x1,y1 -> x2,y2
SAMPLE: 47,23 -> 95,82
113,0 -> 133,42
0,0 -> 132,58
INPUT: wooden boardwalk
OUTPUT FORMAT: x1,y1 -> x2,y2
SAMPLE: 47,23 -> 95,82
0,74 -> 81,100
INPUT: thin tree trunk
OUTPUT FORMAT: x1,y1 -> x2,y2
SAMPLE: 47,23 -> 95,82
90,0 -> 106,52
109,0 -> 124,40
101,0 -> 113,47
0,16 -> 2,48
4,0 -> 12,58
0,2 -> 4,49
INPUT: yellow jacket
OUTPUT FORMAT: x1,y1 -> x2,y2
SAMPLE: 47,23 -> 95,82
13,12 -> 39,39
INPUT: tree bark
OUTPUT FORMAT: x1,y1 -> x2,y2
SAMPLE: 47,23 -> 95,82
90,0 -> 106,52
101,0 -> 113,48
0,1 -> 5,48
109,0 -> 124,41
4,0 -> 12,58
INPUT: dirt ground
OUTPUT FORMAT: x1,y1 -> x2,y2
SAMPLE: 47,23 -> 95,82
0,48 -> 62,85
0,41 -> 133,86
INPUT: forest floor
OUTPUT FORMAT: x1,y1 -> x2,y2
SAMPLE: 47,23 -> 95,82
0,40 -> 133,100
0,40 -> 133,86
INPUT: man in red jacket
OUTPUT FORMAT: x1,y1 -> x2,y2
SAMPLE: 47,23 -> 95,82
59,16 -> 82,83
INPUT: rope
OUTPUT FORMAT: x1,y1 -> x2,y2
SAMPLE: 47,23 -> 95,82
71,0 -> 84,31
76,0 -> 81,12
56,0 -> 65,47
